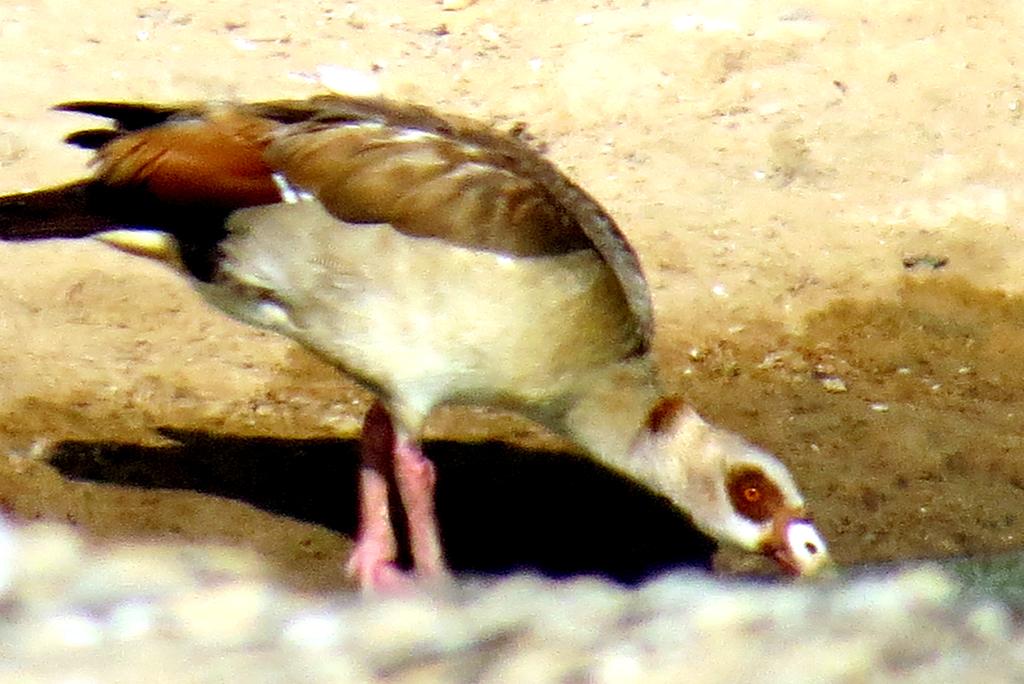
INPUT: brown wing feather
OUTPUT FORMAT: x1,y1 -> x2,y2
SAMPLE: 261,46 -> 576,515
263,122 -> 585,257
89,107 -> 280,209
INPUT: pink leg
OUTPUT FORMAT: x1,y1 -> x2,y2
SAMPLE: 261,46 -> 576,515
345,402 -> 409,591
393,436 -> 446,579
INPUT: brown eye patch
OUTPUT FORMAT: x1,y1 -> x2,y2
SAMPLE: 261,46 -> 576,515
726,467 -> 785,522
645,396 -> 686,434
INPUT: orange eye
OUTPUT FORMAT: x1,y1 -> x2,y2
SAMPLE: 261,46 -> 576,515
727,467 -> 781,523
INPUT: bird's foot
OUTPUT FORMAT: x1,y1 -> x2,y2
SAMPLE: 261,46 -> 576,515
346,539 -> 416,592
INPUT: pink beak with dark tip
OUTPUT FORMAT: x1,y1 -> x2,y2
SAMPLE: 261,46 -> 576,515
763,510 -> 832,577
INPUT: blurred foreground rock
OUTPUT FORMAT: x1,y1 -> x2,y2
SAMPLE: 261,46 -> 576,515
0,518 -> 1021,683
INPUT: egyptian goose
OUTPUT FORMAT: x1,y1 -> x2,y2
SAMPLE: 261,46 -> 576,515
0,96 -> 830,587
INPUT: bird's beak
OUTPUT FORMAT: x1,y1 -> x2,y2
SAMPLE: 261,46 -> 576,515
762,509 -> 832,577
94,229 -> 183,268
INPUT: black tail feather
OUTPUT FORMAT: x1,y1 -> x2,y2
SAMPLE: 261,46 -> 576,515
0,181 -> 117,241
53,101 -> 178,132
64,129 -> 120,150
54,101 -> 177,130
0,179 -> 230,281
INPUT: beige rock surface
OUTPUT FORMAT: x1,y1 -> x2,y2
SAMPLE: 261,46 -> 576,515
0,520 -> 1021,683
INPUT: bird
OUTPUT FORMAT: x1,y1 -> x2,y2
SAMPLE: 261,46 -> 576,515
0,95 -> 831,588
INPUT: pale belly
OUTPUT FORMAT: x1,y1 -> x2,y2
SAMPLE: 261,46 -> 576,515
198,200 -> 641,426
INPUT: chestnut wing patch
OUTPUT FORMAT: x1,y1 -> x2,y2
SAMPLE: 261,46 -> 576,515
79,107 -> 281,210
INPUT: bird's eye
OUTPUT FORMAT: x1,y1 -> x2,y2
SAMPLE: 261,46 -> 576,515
726,467 -> 782,522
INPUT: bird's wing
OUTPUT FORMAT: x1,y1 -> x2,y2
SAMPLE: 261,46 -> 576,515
55,96 -> 654,348
56,101 -> 282,210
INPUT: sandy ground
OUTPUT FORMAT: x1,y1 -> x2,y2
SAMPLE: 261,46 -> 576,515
3,0 -> 1024,591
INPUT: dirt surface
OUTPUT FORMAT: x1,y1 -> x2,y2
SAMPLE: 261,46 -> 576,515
3,0 -> 1024,591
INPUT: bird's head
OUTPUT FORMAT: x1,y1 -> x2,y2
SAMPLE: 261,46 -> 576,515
636,398 -> 831,577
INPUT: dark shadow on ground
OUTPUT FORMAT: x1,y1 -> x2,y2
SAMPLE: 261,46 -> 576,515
48,428 -> 716,585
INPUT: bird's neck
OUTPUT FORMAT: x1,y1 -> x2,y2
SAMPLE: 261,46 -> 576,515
557,357 -> 667,487
558,364 -> 728,531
